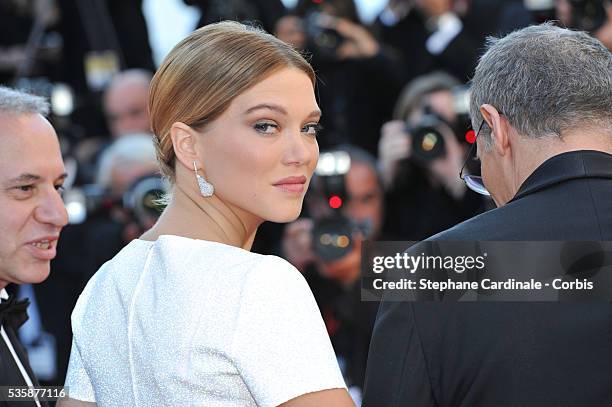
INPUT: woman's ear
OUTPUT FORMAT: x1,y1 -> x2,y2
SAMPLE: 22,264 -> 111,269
170,122 -> 200,170
479,104 -> 509,157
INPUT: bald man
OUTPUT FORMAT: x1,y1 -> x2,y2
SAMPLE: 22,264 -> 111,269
103,69 -> 153,138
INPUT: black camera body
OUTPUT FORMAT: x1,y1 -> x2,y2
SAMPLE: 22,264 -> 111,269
405,85 -> 472,165
64,174 -> 166,227
311,170 -> 355,262
122,175 -> 167,227
407,112 -> 448,164
312,210 -> 355,263
303,11 -> 344,62
569,0 -> 607,32
310,151 -> 374,263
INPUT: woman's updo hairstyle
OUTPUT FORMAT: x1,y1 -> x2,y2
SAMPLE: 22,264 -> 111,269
149,21 -> 316,182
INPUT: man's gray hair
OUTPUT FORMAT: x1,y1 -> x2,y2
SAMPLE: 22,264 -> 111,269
0,86 -> 49,116
394,71 -> 461,120
96,133 -> 158,189
469,23 -> 612,149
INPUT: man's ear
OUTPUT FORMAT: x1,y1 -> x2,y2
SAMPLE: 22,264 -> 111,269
170,122 -> 200,170
480,104 -> 509,156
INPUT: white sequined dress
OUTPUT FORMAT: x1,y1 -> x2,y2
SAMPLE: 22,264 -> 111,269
64,235 -> 346,406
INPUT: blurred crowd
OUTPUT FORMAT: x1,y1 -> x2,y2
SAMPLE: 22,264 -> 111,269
2,0 -> 611,402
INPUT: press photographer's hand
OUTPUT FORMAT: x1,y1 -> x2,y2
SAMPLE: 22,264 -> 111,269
282,218 -> 316,273
429,126 -> 467,199
378,120 -> 412,189
318,15 -> 379,59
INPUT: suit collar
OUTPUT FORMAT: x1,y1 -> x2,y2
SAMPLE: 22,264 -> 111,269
510,150 -> 612,202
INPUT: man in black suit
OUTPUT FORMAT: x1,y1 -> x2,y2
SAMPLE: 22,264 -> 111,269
363,23 -> 612,406
0,86 -> 68,406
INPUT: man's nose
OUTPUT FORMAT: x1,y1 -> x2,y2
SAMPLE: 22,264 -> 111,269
35,188 -> 69,229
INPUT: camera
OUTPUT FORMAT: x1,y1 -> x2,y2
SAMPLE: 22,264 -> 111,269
122,175 -> 167,228
406,86 -> 471,164
569,0 -> 607,32
310,151 -> 372,262
303,11 -> 344,62
407,110 -> 448,164
64,174 -> 167,227
525,0 -> 608,32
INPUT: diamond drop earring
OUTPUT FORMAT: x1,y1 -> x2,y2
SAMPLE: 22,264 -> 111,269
193,161 -> 214,197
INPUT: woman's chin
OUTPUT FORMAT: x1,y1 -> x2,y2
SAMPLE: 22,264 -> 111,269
265,208 -> 302,224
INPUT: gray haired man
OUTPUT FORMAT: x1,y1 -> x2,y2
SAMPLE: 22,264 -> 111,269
363,23 -> 612,407
0,86 -> 67,405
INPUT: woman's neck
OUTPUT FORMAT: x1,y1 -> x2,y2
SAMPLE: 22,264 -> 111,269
141,186 -> 261,251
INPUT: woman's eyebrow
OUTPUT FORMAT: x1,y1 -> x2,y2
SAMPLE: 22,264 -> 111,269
244,103 -> 322,120
306,109 -> 322,119
244,103 -> 288,115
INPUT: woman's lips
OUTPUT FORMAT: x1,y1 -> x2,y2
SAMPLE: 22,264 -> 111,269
274,183 -> 305,193
273,175 -> 307,193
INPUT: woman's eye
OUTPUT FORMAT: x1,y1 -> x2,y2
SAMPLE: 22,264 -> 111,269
55,184 -> 65,194
302,123 -> 322,137
254,122 -> 279,134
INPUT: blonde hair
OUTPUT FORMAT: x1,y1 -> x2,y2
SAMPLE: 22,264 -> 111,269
149,21 -> 316,182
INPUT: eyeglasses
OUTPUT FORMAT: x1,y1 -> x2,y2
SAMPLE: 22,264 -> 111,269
459,119 -> 490,196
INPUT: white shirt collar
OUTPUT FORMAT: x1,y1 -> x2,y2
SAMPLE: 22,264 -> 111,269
0,288 -> 9,301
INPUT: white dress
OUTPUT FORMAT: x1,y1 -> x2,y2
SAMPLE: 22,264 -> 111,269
65,235 -> 346,406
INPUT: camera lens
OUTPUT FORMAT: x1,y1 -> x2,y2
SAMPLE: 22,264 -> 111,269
312,214 -> 354,262
411,125 -> 446,162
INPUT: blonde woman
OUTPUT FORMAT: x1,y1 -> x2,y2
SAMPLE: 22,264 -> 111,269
60,22 -> 354,407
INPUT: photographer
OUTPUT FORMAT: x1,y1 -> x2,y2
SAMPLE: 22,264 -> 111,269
282,146 -> 386,401
102,69 -> 152,140
275,0 -> 404,156
379,72 -> 486,240
555,0 -> 612,49
71,69 -> 153,185
93,133 -> 162,241
374,0 -> 532,84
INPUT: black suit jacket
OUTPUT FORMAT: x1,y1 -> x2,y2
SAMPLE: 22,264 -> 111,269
363,150 -> 612,407
0,301 -> 48,407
